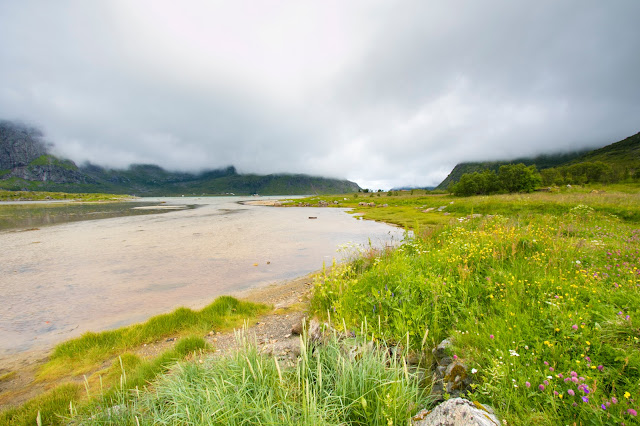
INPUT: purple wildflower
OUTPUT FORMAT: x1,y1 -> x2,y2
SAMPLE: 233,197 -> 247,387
628,409 -> 637,417
582,396 -> 589,403
597,365 -> 603,371
539,384 -> 545,391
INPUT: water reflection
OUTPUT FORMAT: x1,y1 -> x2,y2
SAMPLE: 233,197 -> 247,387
0,201 -> 197,231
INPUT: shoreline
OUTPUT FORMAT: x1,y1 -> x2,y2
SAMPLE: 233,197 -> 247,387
0,271 -> 316,410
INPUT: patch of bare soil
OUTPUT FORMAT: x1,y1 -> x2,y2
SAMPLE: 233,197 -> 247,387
0,274 -> 315,411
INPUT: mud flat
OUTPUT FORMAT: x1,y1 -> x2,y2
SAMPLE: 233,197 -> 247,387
0,196 -> 403,370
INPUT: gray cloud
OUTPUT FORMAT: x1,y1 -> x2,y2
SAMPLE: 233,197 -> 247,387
1,0 -> 639,189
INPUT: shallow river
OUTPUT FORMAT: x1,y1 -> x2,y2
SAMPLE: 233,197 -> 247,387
0,197 -> 403,365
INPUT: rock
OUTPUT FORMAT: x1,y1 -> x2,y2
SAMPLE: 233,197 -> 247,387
437,206 -> 447,211
412,398 -> 499,425
291,319 -> 304,335
368,202 -> 376,207
422,207 -> 435,213
432,338 -> 452,363
308,318 -> 323,342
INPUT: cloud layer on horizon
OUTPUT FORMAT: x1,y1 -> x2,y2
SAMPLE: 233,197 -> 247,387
1,1 -> 639,189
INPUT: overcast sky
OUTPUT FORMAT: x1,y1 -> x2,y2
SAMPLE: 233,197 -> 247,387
1,1 -> 639,189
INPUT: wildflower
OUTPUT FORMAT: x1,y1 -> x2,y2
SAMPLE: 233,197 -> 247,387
624,392 -> 631,399
572,325 -> 578,330
582,396 -> 589,403
628,409 -> 637,416
490,334 -> 494,339
544,380 -> 549,386
612,397 -> 618,404
601,404 -> 607,410
568,389 -> 575,396
539,384 -> 545,391
597,365 -> 603,371
525,381 -> 531,388
549,367 -> 554,372
453,355 -> 458,361
471,368 -> 478,374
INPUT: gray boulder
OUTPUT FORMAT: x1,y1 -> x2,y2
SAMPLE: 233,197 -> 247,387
412,398 -> 499,426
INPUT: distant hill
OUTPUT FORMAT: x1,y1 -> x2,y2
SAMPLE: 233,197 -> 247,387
435,151 -> 585,190
0,120 -> 360,195
435,131 -> 640,190
570,131 -> 640,167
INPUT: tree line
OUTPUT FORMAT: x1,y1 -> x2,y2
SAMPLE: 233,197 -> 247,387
451,161 -> 639,196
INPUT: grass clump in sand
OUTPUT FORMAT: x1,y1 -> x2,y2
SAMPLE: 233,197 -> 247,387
40,296 -> 268,379
0,336 -> 207,426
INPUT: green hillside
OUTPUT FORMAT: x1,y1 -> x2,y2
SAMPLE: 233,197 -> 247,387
436,131 -> 640,190
0,120 -> 360,195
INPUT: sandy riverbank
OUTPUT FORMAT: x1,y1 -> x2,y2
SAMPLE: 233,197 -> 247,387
0,271 -> 316,410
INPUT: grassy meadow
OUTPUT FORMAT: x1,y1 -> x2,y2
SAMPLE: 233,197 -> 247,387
2,184 -> 639,424
305,186 -> 640,424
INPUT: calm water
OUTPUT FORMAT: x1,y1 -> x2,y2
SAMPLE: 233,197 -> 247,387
0,197 -> 403,365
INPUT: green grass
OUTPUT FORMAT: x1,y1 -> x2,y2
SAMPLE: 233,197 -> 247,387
310,203 -> 640,424
0,337 -> 207,426
0,189 -> 130,202
40,296 -> 268,379
290,185 -> 640,227
73,328 -> 431,425
0,384 -> 81,426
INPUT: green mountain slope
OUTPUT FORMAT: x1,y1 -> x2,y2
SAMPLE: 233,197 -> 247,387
436,131 -> 640,190
571,131 -> 640,166
0,121 -> 360,195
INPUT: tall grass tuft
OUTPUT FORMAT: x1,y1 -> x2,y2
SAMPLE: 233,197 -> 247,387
79,327 -> 432,424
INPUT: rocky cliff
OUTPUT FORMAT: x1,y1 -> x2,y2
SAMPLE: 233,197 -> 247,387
0,120 -> 49,169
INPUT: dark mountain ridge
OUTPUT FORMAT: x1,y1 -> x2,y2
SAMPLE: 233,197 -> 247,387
0,121 -> 360,195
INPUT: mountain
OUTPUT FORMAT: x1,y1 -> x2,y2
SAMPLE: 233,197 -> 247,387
435,131 -> 640,190
0,121 -> 360,195
570,131 -> 640,167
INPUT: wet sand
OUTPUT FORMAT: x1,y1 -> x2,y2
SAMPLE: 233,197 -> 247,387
0,197 -> 402,370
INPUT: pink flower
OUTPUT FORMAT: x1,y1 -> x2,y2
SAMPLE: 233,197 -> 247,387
549,367 -> 554,372
572,324 -> 578,330
628,409 -> 637,417
597,365 -> 604,371
453,355 -> 458,361
525,381 -> 531,388
539,384 -> 545,391
489,334 -> 494,339
568,389 -> 575,396
612,397 -> 618,404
